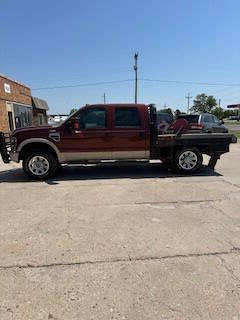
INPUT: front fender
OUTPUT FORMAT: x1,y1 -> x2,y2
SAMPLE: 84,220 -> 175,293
17,138 -> 65,163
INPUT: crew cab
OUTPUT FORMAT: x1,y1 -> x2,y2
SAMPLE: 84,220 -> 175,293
0,104 -> 237,179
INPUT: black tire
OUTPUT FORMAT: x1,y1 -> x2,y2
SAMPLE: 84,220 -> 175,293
23,149 -> 58,180
173,147 -> 203,173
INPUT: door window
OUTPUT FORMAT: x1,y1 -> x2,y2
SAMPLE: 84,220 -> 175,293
203,114 -> 213,123
212,115 -> 219,123
79,108 -> 106,129
38,114 -> 44,126
115,108 -> 141,128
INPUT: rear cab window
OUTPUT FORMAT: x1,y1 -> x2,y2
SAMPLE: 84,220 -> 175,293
114,107 -> 141,128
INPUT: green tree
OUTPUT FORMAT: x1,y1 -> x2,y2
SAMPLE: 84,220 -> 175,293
211,107 -> 224,119
174,109 -> 182,118
158,108 -> 173,116
190,94 -> 217,113
69,108 -> 78,115
223,109 -> 237,119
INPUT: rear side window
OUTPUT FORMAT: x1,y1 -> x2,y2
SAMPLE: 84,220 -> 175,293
115,108 -> 141,128
177,115 -> 199,123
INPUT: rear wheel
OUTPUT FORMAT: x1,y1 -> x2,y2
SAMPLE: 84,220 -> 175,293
23,149 -> 58,179
173,147 -> 203,173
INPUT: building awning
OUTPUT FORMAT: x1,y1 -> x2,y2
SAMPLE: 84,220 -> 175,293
227,104 -> 240,109
32,96 -> 49,111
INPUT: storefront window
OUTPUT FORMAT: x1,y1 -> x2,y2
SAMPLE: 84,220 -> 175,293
13,103 -> 33,128
38,113 -> 44,126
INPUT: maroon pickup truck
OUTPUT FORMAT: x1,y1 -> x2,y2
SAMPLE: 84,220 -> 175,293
0,103 -> 237,179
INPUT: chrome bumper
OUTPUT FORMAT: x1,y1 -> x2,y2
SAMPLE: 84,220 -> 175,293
9,152 -> 20,163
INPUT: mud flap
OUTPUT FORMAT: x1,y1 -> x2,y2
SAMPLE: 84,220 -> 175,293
208,153 -> 220,170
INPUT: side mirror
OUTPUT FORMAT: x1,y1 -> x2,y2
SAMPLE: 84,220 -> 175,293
72,119 -> 80,130
67,118 -> 79,131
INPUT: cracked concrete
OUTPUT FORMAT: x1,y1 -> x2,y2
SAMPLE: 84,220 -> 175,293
0,247 -> 240,270
0,144 -> 240,319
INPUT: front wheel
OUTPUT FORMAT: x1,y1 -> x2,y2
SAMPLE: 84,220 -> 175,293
173,147 -> 203,173
23,149 -> 58,179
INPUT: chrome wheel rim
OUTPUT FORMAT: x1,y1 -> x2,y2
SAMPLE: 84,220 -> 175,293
179,151 -> 198,170
28,156 -> 50,176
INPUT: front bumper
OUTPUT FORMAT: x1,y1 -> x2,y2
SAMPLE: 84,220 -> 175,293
0,132 -> 19,163
0,132 -> 10,163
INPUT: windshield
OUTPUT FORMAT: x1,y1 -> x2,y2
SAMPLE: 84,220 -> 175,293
60,108 -> 82,125
157,113 -> 173,123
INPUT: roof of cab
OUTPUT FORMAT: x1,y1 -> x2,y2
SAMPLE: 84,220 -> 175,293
84,103 -> 148,108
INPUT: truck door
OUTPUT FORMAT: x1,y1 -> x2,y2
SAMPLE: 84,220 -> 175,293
61,107 -> 112,161
110,106 -> 148,159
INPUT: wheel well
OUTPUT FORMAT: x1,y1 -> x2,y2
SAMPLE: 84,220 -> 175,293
19,142 -> 59,162
173,145 -> 208,154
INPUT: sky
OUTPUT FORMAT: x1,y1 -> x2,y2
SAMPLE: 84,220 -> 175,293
1,0 -> 240,113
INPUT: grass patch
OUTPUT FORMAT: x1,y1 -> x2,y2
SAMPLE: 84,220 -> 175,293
230,130 -> 240,139
224,121 -> 240,125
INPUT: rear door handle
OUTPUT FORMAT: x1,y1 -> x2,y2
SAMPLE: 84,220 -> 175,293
139,132 -> 145,139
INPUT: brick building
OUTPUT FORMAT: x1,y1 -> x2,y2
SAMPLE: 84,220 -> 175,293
0,74 -> 48,132
32,96 -> 49,126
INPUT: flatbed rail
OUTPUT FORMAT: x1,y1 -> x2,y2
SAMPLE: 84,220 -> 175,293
156,132 -> 237,170
158,132 -> 237,140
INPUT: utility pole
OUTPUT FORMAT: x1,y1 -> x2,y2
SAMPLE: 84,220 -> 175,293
134,52 -> 138,104
185,93 -> 192,114
218,99 -> 221,108
103,93 -> 106,104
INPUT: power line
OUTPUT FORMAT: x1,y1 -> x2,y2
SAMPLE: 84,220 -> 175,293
31,77 -> 240,91
32,79 -> 134,90
140,78 -> 240,87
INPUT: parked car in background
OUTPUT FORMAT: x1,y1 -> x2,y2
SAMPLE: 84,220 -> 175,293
176,113 -> 228,133
157,113 -> 173,124
228,115 -> 240,121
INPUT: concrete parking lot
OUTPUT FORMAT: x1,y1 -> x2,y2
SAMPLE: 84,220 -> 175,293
0,144 -> 240,320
